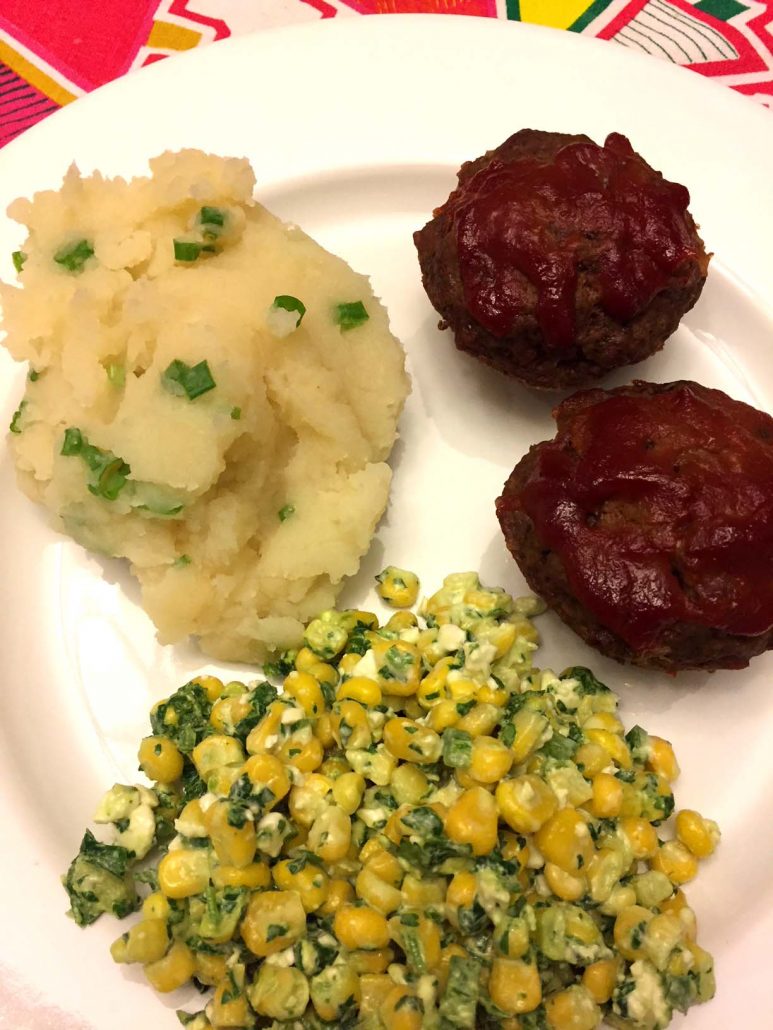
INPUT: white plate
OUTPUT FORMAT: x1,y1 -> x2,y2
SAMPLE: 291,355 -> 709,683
0,14 -> 771,1029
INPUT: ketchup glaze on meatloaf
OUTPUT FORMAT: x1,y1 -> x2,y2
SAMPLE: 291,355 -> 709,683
415,131 -> 710,389
496,381 -> 773,671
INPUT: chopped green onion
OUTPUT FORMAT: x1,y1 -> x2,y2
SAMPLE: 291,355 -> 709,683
12,250 -> 26,273
9,400 -> 26,434
230,406 -> 242,421
278,504 -> 295,522
272,295 -> 306,326
174,554 -> 192,568
61,427 -> 84,456
54,239 -> 94,273
28,369 -> 40,382
335,301 -> 369,332
162,359 -> 216,401
89,458 -> 131,502
106,363 -> 125,388
199,206 -> 225,228
173,240 -> 202,263
137,502 -> 184,516
61,427 -> 131,501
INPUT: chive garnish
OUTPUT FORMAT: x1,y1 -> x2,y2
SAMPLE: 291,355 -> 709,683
12,250 -> 26,273
9,400 -> 26,434
173,240 -> 202,263
162,359 -> 216,400
272,295 -> 306,327
199,206 -> 225,228
278,504 -> 295,522
61,427 -> 84,455
54,239 -> 94,273
61,427 -> 131,501
91,458 -> 131,501
106,363 -> 126,388
335,301 -> 369,331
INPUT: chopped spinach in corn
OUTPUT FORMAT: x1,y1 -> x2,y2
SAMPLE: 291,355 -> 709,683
63,570 -> 719,1029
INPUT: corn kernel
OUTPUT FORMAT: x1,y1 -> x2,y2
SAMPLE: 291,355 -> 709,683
212,970 -> 249,1027
544,984 -> 601,1030
212,862 -> 271,889
138,736 -> 184,784
675,809 -> 720,859
619,816 -> 659,860
590,773 -> 623,819
144,941 -> 195,993
111,919 -> 168,965
334,904 -> 391,950
273,858 -> 329,913
652,839 -> 699,885
204,799 -> 257,868
427,699 -> 461,732
456,702 -> 499,738
209,694 -> 250,734
584,729 -> 632,770
489,957 -> 542,1015
280,734 -> 324,773
194,951 -> 227,987
356,866 -> 403,915
376,566 -> 419,608
241,890 -> 306,957
294,646 -> 319,672
308,806 -> 351,862
574,743 -> 610,778
334,700 -> 372,750
613,905 -> 653,961
319,878 -> 355,917
141,891 -> 169,921
391,764 -> 429,805
192,733 -> 245,778
582,959 -> 619,1004
544,862 -> 585,902
191,674 -> 223,702
383,718 -> 441,764
249,965 -> 310,1020
349,948 -> 394,975
418,658 -> 456,708
446,871 -> 477,911
332,771 -> 366,814
469,735 -> 514,783
337,677 -> 383,706
509,709 -> 551,763
535,808 -> 594,875
497,775 -> 558,834
284,670 -> 326,717
158,848 -> 210,899
387,610 -> 419,631
647,736 -> 680,782
380,985 -> 423,1030
444,786 -> 498,856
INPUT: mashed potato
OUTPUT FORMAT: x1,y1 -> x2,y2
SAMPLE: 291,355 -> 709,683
2,151 -> 409,662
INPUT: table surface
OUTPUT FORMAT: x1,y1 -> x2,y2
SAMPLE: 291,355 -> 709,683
0,0 -> 771,148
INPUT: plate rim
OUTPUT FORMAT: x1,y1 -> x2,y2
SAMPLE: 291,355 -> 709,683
0,13 -> 771,1029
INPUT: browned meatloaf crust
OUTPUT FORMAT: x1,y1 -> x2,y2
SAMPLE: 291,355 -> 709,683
495,381 -> 773,672
414,130 -> 710,390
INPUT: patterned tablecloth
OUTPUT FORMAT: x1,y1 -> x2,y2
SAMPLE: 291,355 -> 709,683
0,0 -> 771,147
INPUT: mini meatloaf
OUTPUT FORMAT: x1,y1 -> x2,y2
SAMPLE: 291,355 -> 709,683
496,381 -> 773,672
414,130 -> 710,389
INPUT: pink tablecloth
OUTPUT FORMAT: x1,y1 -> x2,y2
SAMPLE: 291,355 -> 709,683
0,1 -> 771,148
